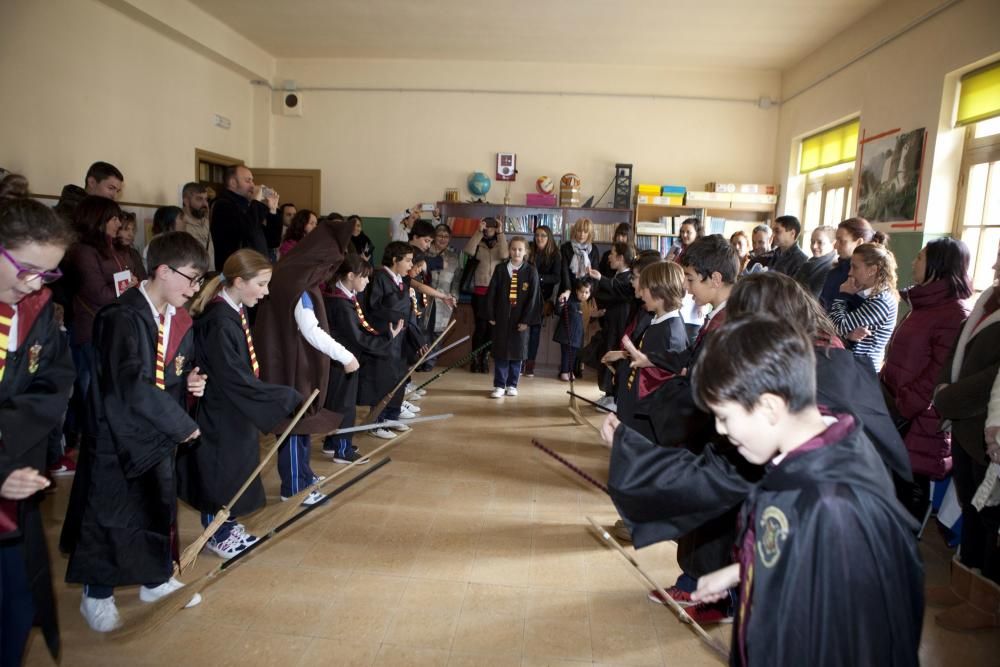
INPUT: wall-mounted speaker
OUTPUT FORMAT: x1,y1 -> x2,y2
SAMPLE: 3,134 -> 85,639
282,92 -> 303,117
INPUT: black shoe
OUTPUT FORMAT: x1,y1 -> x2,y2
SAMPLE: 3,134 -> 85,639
332,449 -> 370,465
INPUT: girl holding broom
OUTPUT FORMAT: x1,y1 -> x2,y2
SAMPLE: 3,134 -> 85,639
178,249 -> 302,559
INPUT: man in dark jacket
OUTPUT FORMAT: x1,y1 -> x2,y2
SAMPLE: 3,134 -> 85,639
53,161 -> 124,223
765,215 -> 809,277
209,165 -> 282,270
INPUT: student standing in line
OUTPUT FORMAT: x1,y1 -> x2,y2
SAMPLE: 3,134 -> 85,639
487,236 -> 541,398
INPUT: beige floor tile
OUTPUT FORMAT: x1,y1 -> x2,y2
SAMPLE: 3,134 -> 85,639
313,600 -> 395,644
373,644 -> 451,667
590,621 -> 663,666
298,638 -> 379,666
451,610 -> 525,655
448,652 -> 522,667
220,630 -> 313,666
522,617 -> 593,661
461,583 -> 529,618
398,579 -> 468,612
525,588 -> 591,622
382,607 -> 461,650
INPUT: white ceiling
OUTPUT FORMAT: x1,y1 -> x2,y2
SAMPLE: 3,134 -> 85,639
189,0 -> 886,70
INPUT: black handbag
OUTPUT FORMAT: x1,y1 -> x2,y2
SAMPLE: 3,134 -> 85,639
459,247 -> 480,296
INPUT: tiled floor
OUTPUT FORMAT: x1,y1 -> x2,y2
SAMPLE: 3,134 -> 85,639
23,367 -> 1000,666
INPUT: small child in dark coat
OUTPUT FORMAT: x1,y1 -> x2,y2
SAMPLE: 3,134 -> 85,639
554,278 -> 591,381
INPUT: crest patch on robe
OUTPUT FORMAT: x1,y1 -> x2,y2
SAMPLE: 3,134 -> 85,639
757,506 -> 789,568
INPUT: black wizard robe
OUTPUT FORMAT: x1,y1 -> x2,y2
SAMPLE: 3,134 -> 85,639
486,261 -> 541,361
593,269 -> 634,394
615,314 -> 688,442
0,288 -> 73,660
359,268 -> 410,406
253,219 -> 351,435
62,287 -> 198,586
731,414 -> 922,667
326,287 -> 397,410
176,299 -> 301,516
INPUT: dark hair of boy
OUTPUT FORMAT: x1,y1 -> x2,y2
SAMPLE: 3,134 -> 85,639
85,161 -> 123,185
924,237 -> 974,299
147,230 -> 209,276
152,206 -> 183,235
381,241 -> 415,267
691,316 -> 816,414
409,219 -> 436,240
728,272 -> 840,349
638,260 -> 685,311
73,195 -> 122,257
679,234 -> 739,283
631,249 -> 662,270
775,215 -> 802,239
0,198 -> 76,250
411,252 -> 427,267
612,241 -> 634,264
335,251 -> 373,280
182,182 -> 207,199
572,277 -> 592,293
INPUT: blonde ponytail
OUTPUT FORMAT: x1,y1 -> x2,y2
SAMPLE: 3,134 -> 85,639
189,248 -> 273,316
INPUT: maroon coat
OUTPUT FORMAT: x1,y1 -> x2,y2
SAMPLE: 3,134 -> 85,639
63,241 -> 123,346
880,279 -> 969,478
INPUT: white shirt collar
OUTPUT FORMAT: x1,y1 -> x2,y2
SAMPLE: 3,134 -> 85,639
138,280 -> 176,320
220,287 -> 242,313
336,281 -> 356,298
508,261 -> 524,275
650,309 -> 680,325
384,266 -> 403,286
705,300 -> 726,323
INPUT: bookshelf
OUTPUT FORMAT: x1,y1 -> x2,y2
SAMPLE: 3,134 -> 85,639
633,200 -> 777,253
438,201 -> 632,248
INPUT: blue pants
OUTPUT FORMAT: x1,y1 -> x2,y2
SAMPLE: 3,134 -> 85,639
323,405 -> 358,457
0,543 -> 34,667
559,344 -> 578,374
201,513 -> 236,543
493,360 -> 522,389
278,434 -> 316,498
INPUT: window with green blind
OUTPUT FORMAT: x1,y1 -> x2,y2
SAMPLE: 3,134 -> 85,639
957,61 -> 1000,126
798,119 -> 860,174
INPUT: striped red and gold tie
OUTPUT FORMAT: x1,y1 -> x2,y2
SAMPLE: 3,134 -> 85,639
509,269 -> 519,305
353,297 -> 378,334
154,313 -> 166,390
239,307 -> 260,378
626,332 -> 645,391
0,303 -> 14,384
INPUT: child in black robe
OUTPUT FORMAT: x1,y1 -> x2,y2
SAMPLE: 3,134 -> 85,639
587,241 -> 635,407
603,261 -> 687,441
486,236 -> 541,398
178,249 -> 302,559
684,317 -> 922,666
553,278 -> 590,381
61,232 -> 209,632
361,242 -> 416,428
0,199 -> 76,663
323,254 -> 404,454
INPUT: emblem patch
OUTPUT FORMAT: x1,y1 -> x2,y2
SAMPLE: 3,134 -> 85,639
757,506 -> 789,568
174,355 -> 186,376
521,281 -> 528,291
28,342 -> 42,374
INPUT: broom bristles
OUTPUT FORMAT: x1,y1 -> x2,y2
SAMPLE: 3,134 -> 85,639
176,509 -> 231,574
110,570 -> 218,641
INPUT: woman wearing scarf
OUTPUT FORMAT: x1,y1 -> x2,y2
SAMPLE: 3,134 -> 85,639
463,217 -> 508,372
558,218 -> 600,302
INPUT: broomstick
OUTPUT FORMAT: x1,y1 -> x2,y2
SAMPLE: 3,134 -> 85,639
405,340 -> 492,399
244,428 -> 414,536
112,458 -> 391,641
362,320 -> 455,425
568,378 -> 602,435
532,439 -> 609,495
176,389 -> 320,574
585,516 -> 730,661
567,390 -> 618,415
421,334 -> 470,362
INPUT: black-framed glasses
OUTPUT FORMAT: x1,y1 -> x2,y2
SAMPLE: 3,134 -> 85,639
168,266 -> 205,288
0,246 -> 63,284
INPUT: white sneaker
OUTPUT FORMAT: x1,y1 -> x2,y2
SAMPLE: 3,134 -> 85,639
505,387 -> 518,396
80,594 -> 122,632
398,407 -> 417,419
139,577 -> 202,608
406,392 -> 423,401
231,523 -> 258,546
206,533 -> 247,559
370,428 -> 397,439
401,400 -> 421,413
302,490 -> 327,505
414,388 -> 427,397
490,387 -> 505,399
390,422 -> 411,432
405,382 -> 417,393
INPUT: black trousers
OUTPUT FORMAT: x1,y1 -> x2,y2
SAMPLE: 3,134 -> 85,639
894,472 -> 931,525
471,293 -> 492,360
953,443 -> 1000,584
0,541 -> 34,667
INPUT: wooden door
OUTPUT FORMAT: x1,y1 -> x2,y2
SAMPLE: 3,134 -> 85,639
249,168 -> 322,214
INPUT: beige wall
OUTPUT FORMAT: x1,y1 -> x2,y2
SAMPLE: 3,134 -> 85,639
0,0 -> 265,205
269,59 -> 781,216
774,0 -> 1000,234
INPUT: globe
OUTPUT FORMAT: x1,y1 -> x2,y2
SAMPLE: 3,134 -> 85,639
536,176 -> 554,194
468,171 -> 491,197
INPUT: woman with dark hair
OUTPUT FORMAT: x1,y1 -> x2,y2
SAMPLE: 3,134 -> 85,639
348,214 -> 374,261
665,217 -> 703,263
525,225 -> 564,376
882,238 -> 972,522
112,211 -> 147,286
829,234 -> 898,372
598,223 -> 633,278
819,217 -> 875,310
278,209 -> 318,257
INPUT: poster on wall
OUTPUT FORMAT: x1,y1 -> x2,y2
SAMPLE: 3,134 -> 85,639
856,127 -> 927,228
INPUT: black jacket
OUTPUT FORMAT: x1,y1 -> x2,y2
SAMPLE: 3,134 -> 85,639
487,261 -> 542,361
209,189 -> 282,269
795,251 -> 837,298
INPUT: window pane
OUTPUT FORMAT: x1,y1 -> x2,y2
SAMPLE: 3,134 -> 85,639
974,116 -> 1000,139
964,162 -> 990,228
972,227 -> 1000,292
824,187 -> 845,226
986,162 -> 1000,227
804,190 -> 822,232
845,186 -> 853,220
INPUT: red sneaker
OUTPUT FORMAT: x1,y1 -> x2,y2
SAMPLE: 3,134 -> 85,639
647,586 -> 696,608
49,454 -> 77,476
682,600 -> 734,625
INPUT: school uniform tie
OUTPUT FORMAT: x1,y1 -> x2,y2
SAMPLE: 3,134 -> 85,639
353,296 -> 378,334
626,331 -> 645,391
509,269 -> 519,305
0,303 -> 13,385
154,313 -> 166,390
239,307 -> 259,378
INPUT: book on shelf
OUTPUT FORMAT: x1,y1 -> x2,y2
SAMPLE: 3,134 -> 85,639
446,217 -> 481,236
502,212 -> 563,239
